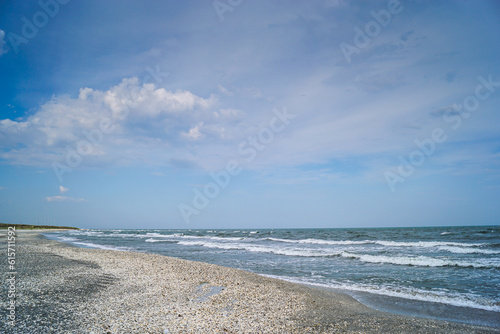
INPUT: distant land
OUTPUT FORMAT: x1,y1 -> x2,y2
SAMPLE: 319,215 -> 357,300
0,223 -> 79,230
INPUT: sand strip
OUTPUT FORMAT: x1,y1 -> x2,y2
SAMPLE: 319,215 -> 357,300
1,231 -> 499,333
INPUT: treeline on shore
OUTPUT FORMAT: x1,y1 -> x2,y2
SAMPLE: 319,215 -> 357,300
0,222 -> 79,230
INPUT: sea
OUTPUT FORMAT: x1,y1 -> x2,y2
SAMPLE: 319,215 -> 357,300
44,225 -> 500,328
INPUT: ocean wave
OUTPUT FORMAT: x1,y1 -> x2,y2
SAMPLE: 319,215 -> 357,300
107,232 -> 244,241
177,241 -> 342,257
373,240 -> 485,248
177,240 -> 244,250
174,240 -> 500,267
265,237 -> 370,245
265,237 -> 487,249
340,252 -> 500,269
189,235 -> 244,241
143,233 -> 244,242
437,246 -> 500,254
145,238 -> 176,243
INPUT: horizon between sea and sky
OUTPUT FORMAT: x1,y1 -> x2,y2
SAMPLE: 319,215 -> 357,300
0,0 -> 499,229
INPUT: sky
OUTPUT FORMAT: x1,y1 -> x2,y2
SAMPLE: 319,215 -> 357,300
0,0 -> 499,229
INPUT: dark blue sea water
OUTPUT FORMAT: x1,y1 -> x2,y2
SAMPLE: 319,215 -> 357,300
44,226 -> 500,327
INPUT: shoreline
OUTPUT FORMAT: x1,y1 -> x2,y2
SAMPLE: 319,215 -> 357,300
42,229 -> 500,328
1,231 -> 499,333
264,275 -> 500,329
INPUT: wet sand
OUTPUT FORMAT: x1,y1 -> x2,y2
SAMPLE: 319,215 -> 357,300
1,231 -> 498,333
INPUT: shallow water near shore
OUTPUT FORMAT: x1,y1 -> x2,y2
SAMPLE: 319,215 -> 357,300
44,225 -> 500,328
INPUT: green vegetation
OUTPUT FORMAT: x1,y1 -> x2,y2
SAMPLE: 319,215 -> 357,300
0,223 -> 79,230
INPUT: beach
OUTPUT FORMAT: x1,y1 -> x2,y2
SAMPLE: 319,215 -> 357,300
1,231 -> 499,333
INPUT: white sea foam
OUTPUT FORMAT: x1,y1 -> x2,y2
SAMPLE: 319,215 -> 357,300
183,235 -> 244,241
57,236 -> 79,242
177,241 -> 342,257
340,252 -> 500,269
373,240 -> 485,248
71,241 -> 132,251
142,233 -> 243,242
177,240 -> 242,249
438,246 -> 500,254
265,237 -> 486,249
145,232 -> 181,238
245,246 -> 341,257
145,238 -> 170,243
266,237 -> 370,245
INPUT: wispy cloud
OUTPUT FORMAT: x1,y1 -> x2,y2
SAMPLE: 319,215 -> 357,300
45,196 -> 84,202
59,186 -> 69,194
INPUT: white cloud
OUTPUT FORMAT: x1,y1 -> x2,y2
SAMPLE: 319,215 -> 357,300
0,78 -> 222,168
182,123 -> 203,140
59,186 -> 69,194
0,29 -> 7,56
46,196 -> 84,202
1,68 -> 498,177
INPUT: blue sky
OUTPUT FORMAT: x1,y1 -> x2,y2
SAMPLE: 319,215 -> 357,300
1,0 -> 499,229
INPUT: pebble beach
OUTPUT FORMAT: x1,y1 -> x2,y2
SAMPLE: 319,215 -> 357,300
1,231 -> 499,333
